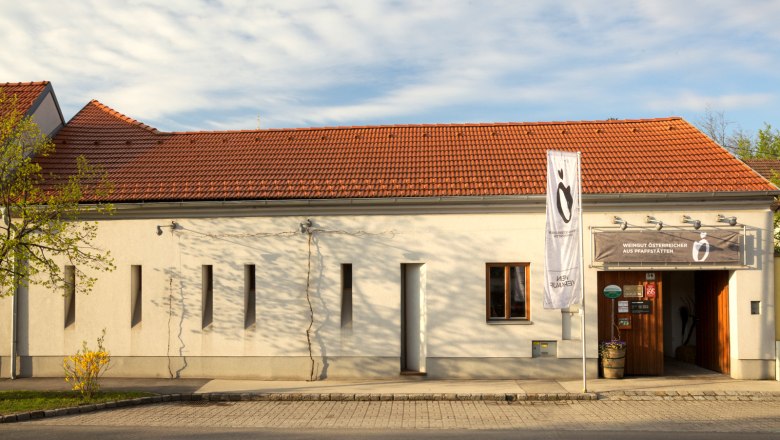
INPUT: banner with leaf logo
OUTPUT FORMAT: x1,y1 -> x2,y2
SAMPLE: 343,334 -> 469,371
544,150 -> 582,309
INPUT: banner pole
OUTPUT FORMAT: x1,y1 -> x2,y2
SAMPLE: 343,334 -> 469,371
578,152 -> 587,393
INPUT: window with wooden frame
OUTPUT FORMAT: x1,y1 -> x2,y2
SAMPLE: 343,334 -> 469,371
486,263 -> 529,321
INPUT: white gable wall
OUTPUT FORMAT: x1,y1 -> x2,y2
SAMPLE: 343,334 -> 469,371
29,91 -> 63,137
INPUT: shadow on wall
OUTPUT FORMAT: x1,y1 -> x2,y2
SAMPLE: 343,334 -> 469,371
130,212 -> 548,380
148,218 -> 342,380
157,265 -> 189,379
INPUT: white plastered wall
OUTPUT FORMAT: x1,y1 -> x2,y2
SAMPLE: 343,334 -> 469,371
0,199 -> 775,379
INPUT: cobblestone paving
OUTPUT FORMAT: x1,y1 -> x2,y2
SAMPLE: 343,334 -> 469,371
27,400 -> 780,432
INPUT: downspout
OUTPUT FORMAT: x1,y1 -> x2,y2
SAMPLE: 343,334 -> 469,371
10,284 -> 17,379
11,254 -> 19,379
0,206 -> 14,379
4,206 -> 17,379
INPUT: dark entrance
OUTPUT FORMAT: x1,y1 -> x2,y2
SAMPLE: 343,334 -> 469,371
597,270 -> 730,376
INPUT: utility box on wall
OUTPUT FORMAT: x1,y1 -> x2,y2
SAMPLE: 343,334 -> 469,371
532,341 -> 557,358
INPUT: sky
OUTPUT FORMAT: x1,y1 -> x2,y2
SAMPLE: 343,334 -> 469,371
2,0 -> 779,135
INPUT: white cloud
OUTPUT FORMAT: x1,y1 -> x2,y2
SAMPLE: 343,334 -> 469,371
645,91 -> 774,112
1,0 -> 778,130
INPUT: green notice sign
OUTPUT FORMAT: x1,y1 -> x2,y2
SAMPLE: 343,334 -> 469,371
603,284 -> 622,299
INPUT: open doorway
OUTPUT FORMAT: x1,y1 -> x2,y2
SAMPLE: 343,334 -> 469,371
663,271 -> 730,375
598,270 -> 730,376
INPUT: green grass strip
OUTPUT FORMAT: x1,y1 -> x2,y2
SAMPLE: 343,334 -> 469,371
0,390 -> 155,415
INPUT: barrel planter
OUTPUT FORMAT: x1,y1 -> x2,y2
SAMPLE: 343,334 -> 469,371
600,343 -> 626,379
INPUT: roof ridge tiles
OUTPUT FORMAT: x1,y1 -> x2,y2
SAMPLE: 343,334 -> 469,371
81,100 -> 160,134
0,81 -> 50,87
743,158 -> 780,164
166,117 -> 685,135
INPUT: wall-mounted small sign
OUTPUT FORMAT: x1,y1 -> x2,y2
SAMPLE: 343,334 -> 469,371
630,300 -> 652,314
645,281 -> 657,299
617,315 -> 632,329
617,300 -> 629,313
623,284 -> 643,298
603,284 -> 622,299
646,272 -> 656,281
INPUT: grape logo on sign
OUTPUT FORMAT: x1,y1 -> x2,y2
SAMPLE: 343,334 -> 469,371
692,232 -> 710,262
556,169 -> 573,223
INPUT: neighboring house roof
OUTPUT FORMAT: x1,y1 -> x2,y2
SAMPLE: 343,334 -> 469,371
742,159 -> 780,211
36,99 -> 777,203
742,159 -> 780,181
0,81 -> 49,117
1,81 -> 65,136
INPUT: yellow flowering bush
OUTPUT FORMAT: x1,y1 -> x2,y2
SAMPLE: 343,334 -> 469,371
63,329 -> 110,400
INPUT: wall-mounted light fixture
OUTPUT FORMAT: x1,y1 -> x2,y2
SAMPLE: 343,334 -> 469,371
717,214 -> 737,226
646,215 -> 663,230
156,221 -> 178,236
613,216 -> 628,230
681,215 -> 702,230
300,218 -> 313,234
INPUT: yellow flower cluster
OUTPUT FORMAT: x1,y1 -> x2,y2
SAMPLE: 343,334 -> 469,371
62,330 -> 110,400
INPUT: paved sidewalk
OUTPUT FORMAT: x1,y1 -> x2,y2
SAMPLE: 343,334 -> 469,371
2,359 -> 778,397
2,361 -> 780,425
19,399 -> 780,432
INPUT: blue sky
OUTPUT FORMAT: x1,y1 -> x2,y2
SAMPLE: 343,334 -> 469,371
2,0 -> 778,135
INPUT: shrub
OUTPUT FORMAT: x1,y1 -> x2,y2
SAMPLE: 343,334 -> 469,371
62,329 -> 110,400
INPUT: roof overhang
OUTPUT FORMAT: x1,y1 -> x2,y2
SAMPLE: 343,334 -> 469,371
74,190 -> 780,219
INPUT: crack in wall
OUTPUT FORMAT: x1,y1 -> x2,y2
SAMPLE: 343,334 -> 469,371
304,230 -> 316,381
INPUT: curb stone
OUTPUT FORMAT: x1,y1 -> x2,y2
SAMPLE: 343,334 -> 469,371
598,390 -> 780,401
2,390 -> 779,424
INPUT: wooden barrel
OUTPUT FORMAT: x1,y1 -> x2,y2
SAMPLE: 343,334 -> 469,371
601,346 -> 626,379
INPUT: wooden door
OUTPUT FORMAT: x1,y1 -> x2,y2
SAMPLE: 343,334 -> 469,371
597,271 -> 664,376
695,271 -> 730,374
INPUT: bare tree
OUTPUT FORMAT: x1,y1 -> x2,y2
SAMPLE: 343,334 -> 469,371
696,105 -> 733,152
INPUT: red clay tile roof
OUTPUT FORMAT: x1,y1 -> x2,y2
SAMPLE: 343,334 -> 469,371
36,100 -> 777,203
742,159 -> 780,181
0,81 -> 49,118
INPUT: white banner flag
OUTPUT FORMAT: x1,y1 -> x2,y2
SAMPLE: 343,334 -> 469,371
544,150 -> 582,309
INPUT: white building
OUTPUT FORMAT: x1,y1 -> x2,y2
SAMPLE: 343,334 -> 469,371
1,83 -> 777,380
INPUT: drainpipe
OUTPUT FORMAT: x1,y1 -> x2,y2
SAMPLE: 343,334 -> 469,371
10,288 -> 16,379
10,254 -> 19,380
3,207 -> 14,379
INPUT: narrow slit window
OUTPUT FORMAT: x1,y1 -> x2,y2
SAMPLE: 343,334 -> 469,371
244,264 -> 256,328
202,265 -> 213,328
131,265 -> 142,327
341,264 -> 353,330
64,265 -> 76,328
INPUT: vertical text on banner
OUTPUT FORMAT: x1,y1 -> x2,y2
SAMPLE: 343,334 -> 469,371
543,150 -> 582,309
